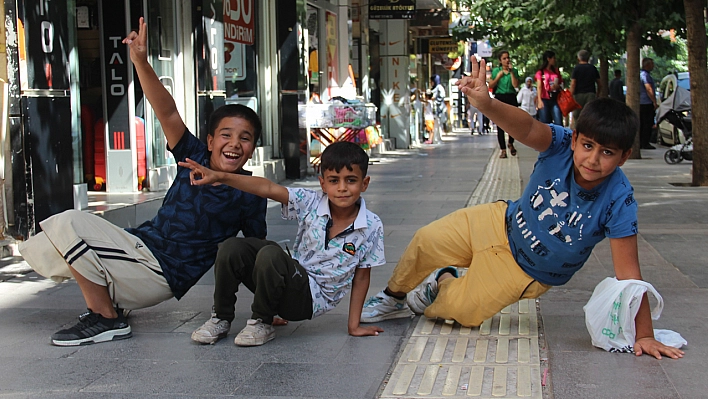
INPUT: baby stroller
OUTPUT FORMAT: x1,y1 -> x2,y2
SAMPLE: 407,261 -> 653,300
656,83 -> 692,164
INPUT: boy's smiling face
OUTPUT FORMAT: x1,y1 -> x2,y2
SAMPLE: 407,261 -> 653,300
571,131 -> 631,190
207,116 -> 256,173
318,164 -> 370,211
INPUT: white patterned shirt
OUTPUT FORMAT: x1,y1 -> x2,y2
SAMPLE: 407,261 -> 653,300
283,188 -> 386,318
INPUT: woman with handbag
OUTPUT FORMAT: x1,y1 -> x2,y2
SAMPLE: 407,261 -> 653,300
535,50 -> 563,125
489,50 -> 520,158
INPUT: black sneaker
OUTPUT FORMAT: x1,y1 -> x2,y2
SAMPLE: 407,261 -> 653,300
51,309 -> 132,346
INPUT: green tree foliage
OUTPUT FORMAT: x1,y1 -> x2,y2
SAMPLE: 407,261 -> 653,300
452,0 -> 685,76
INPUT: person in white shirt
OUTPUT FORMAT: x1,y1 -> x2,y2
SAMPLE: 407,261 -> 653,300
517,77 -> 538,118
184,141 -> 387,346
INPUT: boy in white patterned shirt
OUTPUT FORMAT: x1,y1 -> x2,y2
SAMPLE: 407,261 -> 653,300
181,141 -> 386,346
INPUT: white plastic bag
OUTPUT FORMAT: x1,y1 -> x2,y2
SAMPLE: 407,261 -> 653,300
654,329 -> 687,349
583,277 -> 663,353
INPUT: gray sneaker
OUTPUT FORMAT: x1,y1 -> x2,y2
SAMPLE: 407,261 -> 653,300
407,267 -> 459,314
360,290 -> 412,323
234,319 -> 275,346
191,314 -> 231,345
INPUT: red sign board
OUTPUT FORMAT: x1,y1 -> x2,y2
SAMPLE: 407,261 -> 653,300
224,0 -> 254,45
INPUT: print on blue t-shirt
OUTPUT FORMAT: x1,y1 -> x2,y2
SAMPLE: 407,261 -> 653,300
126,130 -> 267,299
506,125 -> 638,286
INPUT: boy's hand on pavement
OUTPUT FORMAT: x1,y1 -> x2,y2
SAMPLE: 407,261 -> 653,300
178,158 -> 223,186
272,317 -> 288,326
122,17 -> 148,65
457,58 -> 492,111
349,325 -> 384,337
634,337 -> 684,359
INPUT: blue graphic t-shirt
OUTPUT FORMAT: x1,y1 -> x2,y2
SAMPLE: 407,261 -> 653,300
126,130 -> 267,299
506,125 -> 638,286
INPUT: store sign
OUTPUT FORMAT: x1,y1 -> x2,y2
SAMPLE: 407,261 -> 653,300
25,0 -> 70,89
101,0 -> 130,150
369,0 -> 416,20
429,38 -> 457,54
223,0 -> 252,82
224,0 -> 254,45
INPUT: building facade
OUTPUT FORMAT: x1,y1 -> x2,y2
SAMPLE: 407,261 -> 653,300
0,0 -> 449,239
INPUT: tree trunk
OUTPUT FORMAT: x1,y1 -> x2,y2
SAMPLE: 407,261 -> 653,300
685,0 -> 708,186
626,21 -> 642,159
599,56 -> 609,98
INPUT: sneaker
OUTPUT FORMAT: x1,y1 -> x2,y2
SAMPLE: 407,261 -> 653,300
234,319 -> 275,346
191,314 -> 231,345
406,267 -> 459,314
51,309 -> 132,346
360,290 -> 412,323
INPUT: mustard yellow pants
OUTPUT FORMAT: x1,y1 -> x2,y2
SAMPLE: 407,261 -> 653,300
388,201 -> 551,327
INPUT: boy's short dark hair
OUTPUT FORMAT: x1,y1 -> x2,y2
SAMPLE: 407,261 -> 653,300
575,98 -> 637,151
614,69 -> 622,77
320,141 -> 369,177
208,104 -> 262,144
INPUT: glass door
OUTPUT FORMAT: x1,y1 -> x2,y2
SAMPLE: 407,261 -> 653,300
145,0 -> 177,168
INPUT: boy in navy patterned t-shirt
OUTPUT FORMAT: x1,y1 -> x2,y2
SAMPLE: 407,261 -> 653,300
18,18 -> 267,346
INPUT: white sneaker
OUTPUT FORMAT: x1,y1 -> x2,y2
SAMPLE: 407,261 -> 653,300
191,314 -> 231,345
234,319 -> 275,346
360,290 -> 412,323
407,267 -> 459,314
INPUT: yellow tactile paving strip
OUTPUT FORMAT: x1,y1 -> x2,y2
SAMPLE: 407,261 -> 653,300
381,151 -> 542,398
381,300 -> 542,399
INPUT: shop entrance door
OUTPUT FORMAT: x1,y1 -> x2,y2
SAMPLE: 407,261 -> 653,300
144,0 -> 180,190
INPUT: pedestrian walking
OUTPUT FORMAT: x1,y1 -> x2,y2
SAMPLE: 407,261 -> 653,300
569,49 -> 601,124
609,69 -> 625,102
430,75 -> 447,137
489,50 -> 520,158
639,58 -> 657,149
535,50 -> 563,125
517,77 -> 537,119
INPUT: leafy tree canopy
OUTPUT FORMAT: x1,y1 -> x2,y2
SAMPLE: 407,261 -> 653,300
452,0 -> 686,77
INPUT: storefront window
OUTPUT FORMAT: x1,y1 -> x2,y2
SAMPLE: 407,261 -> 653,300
224,0 -> 258,111
306,5 -> 320,100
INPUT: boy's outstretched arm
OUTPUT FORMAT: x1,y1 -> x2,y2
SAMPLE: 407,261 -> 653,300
458,58 -> 552,153
123,17 -> 186,149
348,267 -> 384,336
178,158 -> 289,204
610,235 -> 684,359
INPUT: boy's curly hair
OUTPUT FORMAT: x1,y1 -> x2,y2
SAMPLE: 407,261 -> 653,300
320,141 -> 369,177
576,98 -> 638,151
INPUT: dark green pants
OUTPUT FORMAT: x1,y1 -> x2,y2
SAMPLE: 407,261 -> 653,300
213,237 -> 313,324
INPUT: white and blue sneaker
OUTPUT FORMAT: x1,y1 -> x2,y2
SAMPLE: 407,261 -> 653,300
406,267 -> 459,314
361,290 -> 412,323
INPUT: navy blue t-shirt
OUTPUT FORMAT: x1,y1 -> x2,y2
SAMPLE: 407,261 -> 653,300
126,130 -> 267,299
506,125 -> 638,286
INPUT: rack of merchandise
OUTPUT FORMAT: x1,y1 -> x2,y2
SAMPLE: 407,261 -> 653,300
307,103 -> 381,170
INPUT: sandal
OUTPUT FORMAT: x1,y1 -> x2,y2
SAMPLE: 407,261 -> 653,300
499,150 -> 507,159
509,143 -> 517,156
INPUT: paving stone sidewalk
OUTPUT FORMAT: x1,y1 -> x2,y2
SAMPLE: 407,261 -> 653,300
1,132 -> 705,399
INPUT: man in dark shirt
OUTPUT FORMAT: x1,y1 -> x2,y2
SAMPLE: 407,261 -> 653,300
609,70 -> 625,102
570,50 -> 601,125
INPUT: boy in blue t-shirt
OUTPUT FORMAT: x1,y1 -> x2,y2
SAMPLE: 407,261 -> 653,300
179,141 -> 386,346
18,18 -> 266,346
361,59 -> 683,360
